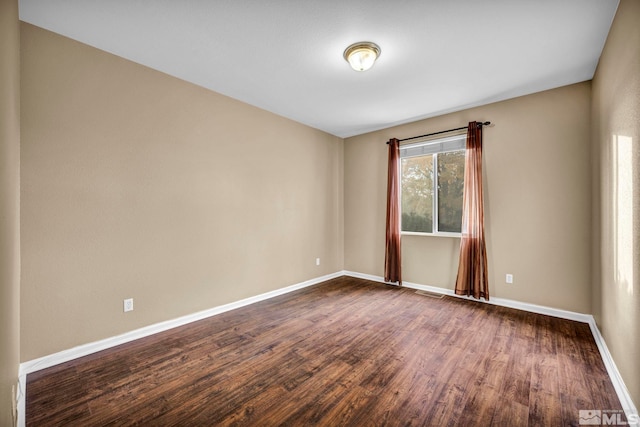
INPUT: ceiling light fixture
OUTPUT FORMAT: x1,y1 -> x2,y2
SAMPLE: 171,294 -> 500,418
343,42 -> 381,72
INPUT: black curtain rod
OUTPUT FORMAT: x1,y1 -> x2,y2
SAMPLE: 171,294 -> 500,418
388,121 -> 491,144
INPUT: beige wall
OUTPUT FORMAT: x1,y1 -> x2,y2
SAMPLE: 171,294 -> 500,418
0,0 -> 21,424
345,82 -> 592,314
20,23 -> 344,361
592,0 -> 640,408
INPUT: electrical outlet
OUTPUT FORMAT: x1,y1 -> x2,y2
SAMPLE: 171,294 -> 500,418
124,298 -> 134,312
506,274 -> 514,284
316,258 -> 320,266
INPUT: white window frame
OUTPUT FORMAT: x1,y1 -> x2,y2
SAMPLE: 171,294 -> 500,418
399,134 -> 466,238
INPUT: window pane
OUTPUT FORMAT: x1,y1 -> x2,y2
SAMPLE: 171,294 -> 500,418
401,155 -> 433,232
437,151 -> 465,233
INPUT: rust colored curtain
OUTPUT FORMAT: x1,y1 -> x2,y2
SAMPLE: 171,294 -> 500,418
455,122 -> 489,299
384,138 -> 402,284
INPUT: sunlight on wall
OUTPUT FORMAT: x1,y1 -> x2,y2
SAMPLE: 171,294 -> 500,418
613,135 -> 634,296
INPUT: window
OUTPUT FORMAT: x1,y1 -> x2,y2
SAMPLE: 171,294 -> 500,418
400,134 -> 465,235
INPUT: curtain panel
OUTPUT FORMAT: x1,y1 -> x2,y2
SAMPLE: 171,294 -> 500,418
454,122 -> 489,299
384,138 -> 402,284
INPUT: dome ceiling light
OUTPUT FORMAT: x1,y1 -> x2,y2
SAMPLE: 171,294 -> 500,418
343,42 -> 381,72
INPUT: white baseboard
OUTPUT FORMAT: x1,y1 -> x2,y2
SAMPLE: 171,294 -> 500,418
17,374 -> 24,427
343,270 -> 638,421
588,320 -> 639,421
344,270 -> 593,322
16,271 -> 343,427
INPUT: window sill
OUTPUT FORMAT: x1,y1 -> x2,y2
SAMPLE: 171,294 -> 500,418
401,231 -> 461,238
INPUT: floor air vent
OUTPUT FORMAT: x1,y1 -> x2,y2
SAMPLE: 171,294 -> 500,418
415,290 -> 445,299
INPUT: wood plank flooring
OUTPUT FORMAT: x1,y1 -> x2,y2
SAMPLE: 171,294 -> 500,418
26,276 -> 624,426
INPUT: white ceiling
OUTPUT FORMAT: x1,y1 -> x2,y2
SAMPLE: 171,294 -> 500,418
19,0 -> 619,138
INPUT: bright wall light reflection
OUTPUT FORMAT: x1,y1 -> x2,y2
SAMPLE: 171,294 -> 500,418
613,135 -> 634,296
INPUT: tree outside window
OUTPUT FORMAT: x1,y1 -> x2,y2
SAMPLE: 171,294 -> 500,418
400,137 -> 465,235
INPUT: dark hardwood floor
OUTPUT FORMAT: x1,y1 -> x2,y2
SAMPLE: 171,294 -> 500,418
26,276 -> 624,426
